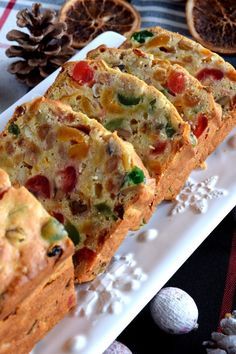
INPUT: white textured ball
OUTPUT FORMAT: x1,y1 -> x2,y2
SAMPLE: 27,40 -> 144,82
150,287 -> 199,334
103,341 -> 132,354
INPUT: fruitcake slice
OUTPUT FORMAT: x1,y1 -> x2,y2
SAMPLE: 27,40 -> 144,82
121,27 -> 236,148
0,168 -> 75,354
46,59 -> 193,201
0,97 -> 155,283
87,45 -> 222,165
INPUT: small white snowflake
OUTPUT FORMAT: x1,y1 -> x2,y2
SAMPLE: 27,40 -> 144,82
171,176 -> 228,215
73,253 -> 147,319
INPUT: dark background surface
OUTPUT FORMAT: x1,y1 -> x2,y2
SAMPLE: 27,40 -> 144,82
118,208 -> 236,354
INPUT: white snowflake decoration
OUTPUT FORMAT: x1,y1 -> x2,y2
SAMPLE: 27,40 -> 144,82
73,253 -> 147,318
171,176 -> 228,215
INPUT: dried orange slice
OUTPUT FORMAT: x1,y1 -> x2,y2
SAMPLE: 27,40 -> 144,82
186,0 -> 236,54
59,0 -> 141,49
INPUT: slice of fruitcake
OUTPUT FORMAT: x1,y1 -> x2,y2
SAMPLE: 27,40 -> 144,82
87,45 -> 222,165
0,97 -> 155,283
121,27 -> 236,148
0,168 -> 75,354
46,59 -> 194,201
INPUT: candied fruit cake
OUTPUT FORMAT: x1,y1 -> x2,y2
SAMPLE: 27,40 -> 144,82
121,27 -> 236,148
46,59 -> 193,201
87,45 -> 222,165
0,97 -> 155,283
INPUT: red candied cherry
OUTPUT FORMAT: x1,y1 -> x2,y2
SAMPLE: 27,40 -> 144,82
72,61 -> 94,85
51,212 -> 64,224
151,141 -> 167,154
55,166 -> 77,194
167,71 -> 186,94
193,114 -> 208,138
196,68 -> 224,81
25,175 -> 51,199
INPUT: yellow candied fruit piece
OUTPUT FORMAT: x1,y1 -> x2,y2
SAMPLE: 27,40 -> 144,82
145,34 -> 170,49
200,48 -> 212,57
5,227 -> 26,246
153,68 -> 167,84
57,126 -> 86,143
177,39 -> 193,50
101,88 -> 125,115
68,143 -> 89,159
80,96 -> 94,116
152,59 -> 170,67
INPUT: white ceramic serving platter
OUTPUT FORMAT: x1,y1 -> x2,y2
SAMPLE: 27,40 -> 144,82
1,32 -> 236,354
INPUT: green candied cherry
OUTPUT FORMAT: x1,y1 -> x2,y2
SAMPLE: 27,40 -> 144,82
65,221 -> 81,246
124,166 -> 145,186
95,203 -> 118,221
165,122 -> 176,138
117,93 -> 142,106
149,99 -> 156,112
105,118 -> 125,132
131,30 -> 154,44
41,217 -> 67,244
160,88 -> 169,97
8,122 -> 20,136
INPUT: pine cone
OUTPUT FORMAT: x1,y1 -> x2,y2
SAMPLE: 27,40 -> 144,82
6,3 -> 75,87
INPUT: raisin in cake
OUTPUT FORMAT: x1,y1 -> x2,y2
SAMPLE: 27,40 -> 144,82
46,59 -> 193,201
0,168 -> 75,354
87,45 -> 222,166
121,27 -> 236,149
0,97 -> 155,283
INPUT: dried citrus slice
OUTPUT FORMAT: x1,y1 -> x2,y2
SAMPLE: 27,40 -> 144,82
59,0 -> 141,49
186,0 -> 236,54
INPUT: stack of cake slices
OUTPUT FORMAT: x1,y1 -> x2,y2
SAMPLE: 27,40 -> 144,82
0,26 -> 235,353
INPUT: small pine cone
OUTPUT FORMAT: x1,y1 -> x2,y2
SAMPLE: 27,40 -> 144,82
6,3 -> 75,87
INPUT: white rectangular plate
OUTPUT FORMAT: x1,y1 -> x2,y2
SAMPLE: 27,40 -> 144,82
1,32 -> 236,354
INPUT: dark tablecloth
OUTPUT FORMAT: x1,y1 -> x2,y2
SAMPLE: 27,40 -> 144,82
118,209 -> 236,354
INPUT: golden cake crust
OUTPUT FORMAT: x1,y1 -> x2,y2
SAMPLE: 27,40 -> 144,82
0,257 -> 75,354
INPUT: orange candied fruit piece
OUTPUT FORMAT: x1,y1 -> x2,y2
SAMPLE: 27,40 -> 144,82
153,68 -> 167,84
101,88 -> 125,114
68,143 -> 89,159
57,126 -> 86,143
147,159 -> 162,176
177,39 -> 193,50
226,70 -> 236,82
145,34 -> 170,48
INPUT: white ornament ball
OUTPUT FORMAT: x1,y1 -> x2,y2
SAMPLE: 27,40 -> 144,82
103,341 -> 132,354
150,287 -> 199,334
